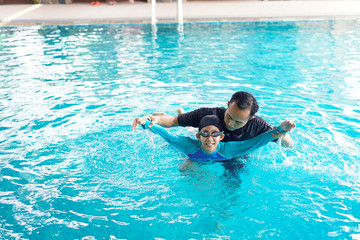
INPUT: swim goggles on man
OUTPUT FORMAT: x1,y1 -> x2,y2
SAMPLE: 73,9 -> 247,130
198,131 -> 224,137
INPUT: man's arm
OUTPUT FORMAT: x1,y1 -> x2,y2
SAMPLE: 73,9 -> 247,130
132,107 -> 215,130
131,115 -> 179,130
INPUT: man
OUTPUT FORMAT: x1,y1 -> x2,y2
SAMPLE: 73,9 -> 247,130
132,91 -> 294,147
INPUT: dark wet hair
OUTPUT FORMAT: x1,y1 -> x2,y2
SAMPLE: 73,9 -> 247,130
229,91 -> 259,117
199,115 -> 222,131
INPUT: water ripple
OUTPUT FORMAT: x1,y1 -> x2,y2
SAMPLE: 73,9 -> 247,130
1,20 -> 360,239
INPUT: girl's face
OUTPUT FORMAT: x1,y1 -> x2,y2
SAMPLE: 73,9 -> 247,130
196,125 -> 224,154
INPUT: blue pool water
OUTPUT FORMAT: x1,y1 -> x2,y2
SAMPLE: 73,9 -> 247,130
1,20 -> 360,239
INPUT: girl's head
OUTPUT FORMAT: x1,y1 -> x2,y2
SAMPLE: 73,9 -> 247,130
196,115 -> 225,154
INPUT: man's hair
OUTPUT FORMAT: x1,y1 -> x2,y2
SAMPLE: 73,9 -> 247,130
229,91 -> 259,117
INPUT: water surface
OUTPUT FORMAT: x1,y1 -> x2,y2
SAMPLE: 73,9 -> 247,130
1,20 -> 360,239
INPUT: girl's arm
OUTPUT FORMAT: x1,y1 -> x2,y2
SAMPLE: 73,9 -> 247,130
219,127 -> 286,159
142,120 -> 198,154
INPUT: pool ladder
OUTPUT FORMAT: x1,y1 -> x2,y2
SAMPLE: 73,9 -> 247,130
151,0 -> 183,25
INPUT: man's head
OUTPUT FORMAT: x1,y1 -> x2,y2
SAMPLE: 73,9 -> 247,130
196,115 -> 225,154
224,91 -> 259,131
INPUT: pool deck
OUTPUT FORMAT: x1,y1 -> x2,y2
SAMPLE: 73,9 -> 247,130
1,0 -> 360,26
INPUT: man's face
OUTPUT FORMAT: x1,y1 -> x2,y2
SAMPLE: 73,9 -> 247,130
224,101 -> 252,131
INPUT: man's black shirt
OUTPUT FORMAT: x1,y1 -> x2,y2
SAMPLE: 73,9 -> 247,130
177,107 -> 272,142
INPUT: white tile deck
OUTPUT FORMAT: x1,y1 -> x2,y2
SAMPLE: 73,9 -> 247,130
1,1 -> 360,26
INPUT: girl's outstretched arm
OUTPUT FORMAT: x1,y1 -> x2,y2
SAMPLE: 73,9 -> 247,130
220,120 -> 296,159
141,120 -> 199,154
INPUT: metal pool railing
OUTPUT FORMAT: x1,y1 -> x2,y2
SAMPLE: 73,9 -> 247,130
151,0 -> 183,25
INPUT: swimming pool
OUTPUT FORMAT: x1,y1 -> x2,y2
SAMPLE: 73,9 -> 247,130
1,20 -> 360,239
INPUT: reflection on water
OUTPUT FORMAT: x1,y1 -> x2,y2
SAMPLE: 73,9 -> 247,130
1,20 -> 360,239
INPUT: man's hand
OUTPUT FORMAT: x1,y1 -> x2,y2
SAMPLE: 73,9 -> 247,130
271,130 -> 283,139
272,120 -> 296,148
131,115 -> 152,130
280,119 -> 296,133
281,133 -> 294,148
132,112 -> 179,130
